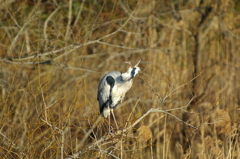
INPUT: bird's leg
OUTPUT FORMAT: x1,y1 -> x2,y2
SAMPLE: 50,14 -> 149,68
111,109 -> 119,130
108,112 -> 111,134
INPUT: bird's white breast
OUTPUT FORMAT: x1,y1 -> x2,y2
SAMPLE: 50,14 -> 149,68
110,79 -> 132,107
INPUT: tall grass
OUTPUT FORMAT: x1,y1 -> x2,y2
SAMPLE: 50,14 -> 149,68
0,0 -> 239,158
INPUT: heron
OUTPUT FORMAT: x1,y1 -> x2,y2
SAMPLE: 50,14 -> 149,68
97,59 -> 141,132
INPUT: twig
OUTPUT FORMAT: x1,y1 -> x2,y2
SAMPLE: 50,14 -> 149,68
73,0 -> 85,28
153,16 -> 193,36
77,116 -> 102,148
44,6 -> 62,44
161,72 -> 202,103
6,0 -> 41,55
65,0 -> 73,42
97,11 -> 133,41
124,98 -> 140,129
40,87 -> 48,121
39,117 -> 65,159
164,97 -> 195,112
1,43 -> 164,64
4,1 -> 21,28
0,126 -> 26,157
96,40 -> 138,50
147,108 -> 197,129
39,117 -> 63,133
64,106 -> 197,159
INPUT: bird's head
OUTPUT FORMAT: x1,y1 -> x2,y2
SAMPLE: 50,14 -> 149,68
121,59 -> 141,81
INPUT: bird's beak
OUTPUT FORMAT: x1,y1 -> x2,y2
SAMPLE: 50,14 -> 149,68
134,59 -> 141,67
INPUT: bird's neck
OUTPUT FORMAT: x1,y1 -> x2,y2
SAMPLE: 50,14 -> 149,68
121,68 -> 133,81
121,73 -> 132,81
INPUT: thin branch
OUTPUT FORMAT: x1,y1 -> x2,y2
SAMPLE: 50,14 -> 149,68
6,0 -> 41,55
2,26 -> 168,64
124,98 -> 140,129
97,11 -> 133,41
73,0 -> 85,28
44,6 -> 62,43
153,16 -> 193,36
161,72 -> 202,103
164,96 -> 195,112
2,44 -> 77,61
39,117 -> 65,159
88,0 -> 106,38
96,40 -> 138,50
65,0 -> 73,42
39,117 -> 63,133
4,1 -> 21,28
77,116 -> 102,148
0,126 -> 26,157
40,88 -> 48,121
64,105 -> 197,159
149,108 -> 197,129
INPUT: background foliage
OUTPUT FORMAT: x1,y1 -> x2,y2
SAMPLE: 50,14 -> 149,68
0,0 -> 239,158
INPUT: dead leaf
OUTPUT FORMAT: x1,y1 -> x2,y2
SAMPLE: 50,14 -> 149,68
137,126 -> 152,142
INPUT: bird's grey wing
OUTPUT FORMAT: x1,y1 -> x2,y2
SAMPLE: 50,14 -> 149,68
97,77 -> 111,109
97,71 -> 121,105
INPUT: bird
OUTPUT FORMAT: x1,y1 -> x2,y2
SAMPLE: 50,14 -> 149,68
97,59 -> 141,131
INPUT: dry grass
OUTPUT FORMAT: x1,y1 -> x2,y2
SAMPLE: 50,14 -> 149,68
0,0 -> 240,158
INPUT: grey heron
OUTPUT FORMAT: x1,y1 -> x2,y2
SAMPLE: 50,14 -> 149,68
97,59 -> 141,131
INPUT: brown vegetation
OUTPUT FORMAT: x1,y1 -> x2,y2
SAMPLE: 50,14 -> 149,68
0,0 -> 239,158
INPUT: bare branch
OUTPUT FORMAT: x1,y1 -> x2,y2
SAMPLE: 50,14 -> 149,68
65,105 -> 197,158
44,6 -> 62,44
6,0 -> 42,55
0,126 -> 26,157
64,0 -> 73,42
73,0 -> 85,28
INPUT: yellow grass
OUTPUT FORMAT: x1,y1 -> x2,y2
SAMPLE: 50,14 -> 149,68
0,0 -> 239,158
